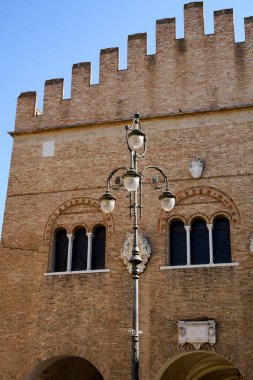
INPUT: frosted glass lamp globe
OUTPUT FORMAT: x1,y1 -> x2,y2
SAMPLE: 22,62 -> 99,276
128,130 -> 145,150
159,191 -> 176,212
122,170 -> 141,192
99,192 -> 116,213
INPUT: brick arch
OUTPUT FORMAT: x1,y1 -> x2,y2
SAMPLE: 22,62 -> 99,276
154,344 -> 248,380
72,222 -> 90,234
19,344 -> 110,380
157,185 -> 241,232
167,214 -> 188,226
188,212 -> 210,225
52,223 -> 71,234
210,210 -> 232,224
91,221 -> 107,233
44,197 -> 115,240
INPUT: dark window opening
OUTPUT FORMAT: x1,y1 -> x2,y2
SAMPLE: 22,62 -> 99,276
170,220 -> 187,266
72,228 -> 88,271
54,229 -> 68,272
92,226 -> 106,270
191,219 -> 209,265
213,217 -> 231,263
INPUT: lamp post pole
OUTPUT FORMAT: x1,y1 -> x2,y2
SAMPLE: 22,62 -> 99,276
99,113 -> 176,380
130,150 -> 142,380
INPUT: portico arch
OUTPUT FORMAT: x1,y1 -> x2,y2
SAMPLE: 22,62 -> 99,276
27,355 -> 104,380
156,351 -> 244,380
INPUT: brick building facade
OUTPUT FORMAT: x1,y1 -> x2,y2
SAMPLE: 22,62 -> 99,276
0,2 -> 252,379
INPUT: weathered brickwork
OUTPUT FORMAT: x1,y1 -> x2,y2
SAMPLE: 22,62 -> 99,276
14,3 -> 253,133
1,2 -> 253,379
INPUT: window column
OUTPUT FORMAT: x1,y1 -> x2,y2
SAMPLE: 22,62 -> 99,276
207,224 -> 214,264
86,232 -> 94,270
184,225 -> 191,265
51,235 -> 57,272
67,234 -> 74,271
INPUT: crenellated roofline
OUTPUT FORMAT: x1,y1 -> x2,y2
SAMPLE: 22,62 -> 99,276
14,2 -> 253,132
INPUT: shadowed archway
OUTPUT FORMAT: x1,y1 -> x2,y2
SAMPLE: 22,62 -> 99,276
28,355 -> 104,380
157,351 -> 244,380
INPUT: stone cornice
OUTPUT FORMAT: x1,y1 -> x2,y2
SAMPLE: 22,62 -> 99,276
9,103 -> 253,137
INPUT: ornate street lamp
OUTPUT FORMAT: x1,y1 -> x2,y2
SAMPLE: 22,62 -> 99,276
99,113 -> 176,380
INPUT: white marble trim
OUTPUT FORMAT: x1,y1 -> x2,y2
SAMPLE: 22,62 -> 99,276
44,269 -> 110,276
160,262 -> 239,270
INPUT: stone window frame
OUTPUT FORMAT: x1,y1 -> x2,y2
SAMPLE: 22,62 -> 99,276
161,212 -> 239,270
45,223 -> 110,276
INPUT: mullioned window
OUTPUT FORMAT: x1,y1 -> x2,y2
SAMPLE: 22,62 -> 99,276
169,216 -> 232,267
52,225 -> 106,273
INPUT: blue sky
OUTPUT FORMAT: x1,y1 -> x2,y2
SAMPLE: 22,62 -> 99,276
1,0 -> 253,237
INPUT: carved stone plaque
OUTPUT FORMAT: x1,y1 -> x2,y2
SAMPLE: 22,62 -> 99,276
178,320 -> 216,350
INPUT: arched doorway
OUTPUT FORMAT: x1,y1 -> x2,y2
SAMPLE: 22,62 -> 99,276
157,351 -> 244,380
27,355 -> 104,380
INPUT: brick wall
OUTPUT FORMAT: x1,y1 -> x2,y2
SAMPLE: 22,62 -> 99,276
1,2 -> 253,379
14,3 -> 253,132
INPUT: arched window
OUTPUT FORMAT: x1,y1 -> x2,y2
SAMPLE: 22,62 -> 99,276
92,226 -> 106,270
169,220 -> 187,266
51,225 -> 108,273
54,229 -> 68,272
72,228 -> 88,271
191,219 -> 209,265
213,217 -> 231,263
